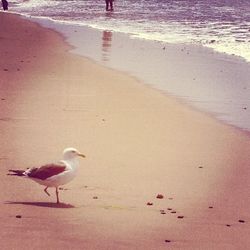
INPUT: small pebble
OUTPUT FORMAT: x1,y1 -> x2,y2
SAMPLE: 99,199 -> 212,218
3,69 -> 8,71
147,202 -> 153,206
16,215 -> 22,218
239,220 -> 245,223
177,216 -> 184,219
165,240 -> 171,243
209,206 -> 213,209
93,196 -> 98,199
167,208 -> 172,210
161,211 -> 166,215
198,166 -> 203,169
226,224 -> 231,227
171,211 -> 176,214
156,194 -> 164,199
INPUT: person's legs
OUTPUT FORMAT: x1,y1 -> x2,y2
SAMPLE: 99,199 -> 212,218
105,0 -> 109,11
110,0 -> 113,11
2,0 -> 8,11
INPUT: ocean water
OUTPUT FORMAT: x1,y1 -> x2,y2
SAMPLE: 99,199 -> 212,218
11,0 -> 250,62
7,0 -> 250,132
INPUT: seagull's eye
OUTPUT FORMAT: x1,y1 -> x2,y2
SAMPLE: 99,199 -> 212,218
71,150 -> 76,153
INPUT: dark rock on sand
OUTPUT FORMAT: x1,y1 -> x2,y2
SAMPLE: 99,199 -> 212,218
177,216 -> 184,219
156,194 -> 164,199
239,220 -> 245,223
147,202 -> 153,206
16,215 -> 22,218
165,240 -> 171,243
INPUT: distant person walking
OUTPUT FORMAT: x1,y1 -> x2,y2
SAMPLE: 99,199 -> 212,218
105,0 -> 114,11
1,0 -> 8,10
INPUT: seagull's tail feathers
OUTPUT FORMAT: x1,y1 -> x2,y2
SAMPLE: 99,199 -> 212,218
8,169 -> 26,177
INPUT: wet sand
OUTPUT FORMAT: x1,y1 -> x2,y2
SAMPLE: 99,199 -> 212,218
1,12 -> 250,249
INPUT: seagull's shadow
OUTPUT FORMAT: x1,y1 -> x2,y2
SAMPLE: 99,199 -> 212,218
5,201 -> 75,209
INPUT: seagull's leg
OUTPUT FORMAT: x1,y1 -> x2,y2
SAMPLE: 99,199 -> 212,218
44,186 -> 50,196
56,187 -> 60,204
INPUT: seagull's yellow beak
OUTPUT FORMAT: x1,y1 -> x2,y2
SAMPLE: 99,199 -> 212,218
77,153 -> 86,158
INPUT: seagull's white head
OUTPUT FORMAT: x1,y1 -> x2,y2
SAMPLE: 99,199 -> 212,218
63,147 -> 86,160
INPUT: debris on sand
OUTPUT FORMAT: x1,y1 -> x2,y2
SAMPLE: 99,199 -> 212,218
156,194 -> 164,199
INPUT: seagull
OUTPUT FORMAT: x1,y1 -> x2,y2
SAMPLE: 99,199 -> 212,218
8,147 -> 86,204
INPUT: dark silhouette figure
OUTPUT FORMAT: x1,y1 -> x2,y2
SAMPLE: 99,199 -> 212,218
105,0 -> 114,11
1,0 -> 8,11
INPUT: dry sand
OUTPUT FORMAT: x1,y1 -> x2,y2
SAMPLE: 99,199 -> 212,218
1,12 -> 250,249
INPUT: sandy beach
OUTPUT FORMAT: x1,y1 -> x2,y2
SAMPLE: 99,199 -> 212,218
1,12 -> 250,249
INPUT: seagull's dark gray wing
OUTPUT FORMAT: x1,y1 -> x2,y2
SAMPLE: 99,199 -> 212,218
27,162 -> 67,180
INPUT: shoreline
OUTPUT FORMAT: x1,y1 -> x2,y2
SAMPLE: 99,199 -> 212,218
1,12 -> 250,249
14,13 -> 250,133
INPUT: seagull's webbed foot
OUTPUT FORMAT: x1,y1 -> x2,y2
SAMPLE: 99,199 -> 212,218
44,187 -> 50,196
